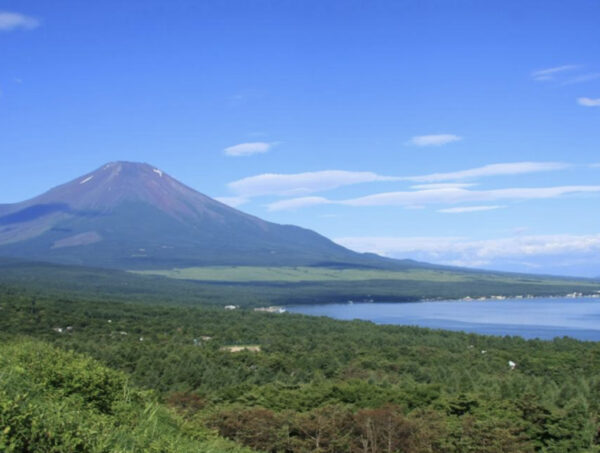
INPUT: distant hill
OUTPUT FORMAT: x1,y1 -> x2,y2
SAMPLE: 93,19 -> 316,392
0,161 -> 427,270
1,257 -> 599,308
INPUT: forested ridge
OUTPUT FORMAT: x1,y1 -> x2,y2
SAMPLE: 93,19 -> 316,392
2,283 -> 600,452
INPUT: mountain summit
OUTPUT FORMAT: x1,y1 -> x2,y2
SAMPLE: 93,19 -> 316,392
0,162 -> 407,269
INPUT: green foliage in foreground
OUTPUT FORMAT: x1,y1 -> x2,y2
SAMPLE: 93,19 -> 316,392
3,285 -> 600,452
0,340 -> 253,453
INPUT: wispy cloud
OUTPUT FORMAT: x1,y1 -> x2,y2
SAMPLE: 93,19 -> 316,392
214,196 -> 249,208
562,73 -> 600,86
438,205 -> 504,214
0,11 -> 39,31
410,183 -> 477,190
342,185 -> 600,207
335,236 -> 464,259
402,162 -> 569,183
229,170 -> 399,197
267,196 -> 331,211
407,134 -> 462,147
532,65 -> 600,88
269,185 -> 600,211
335,233 -> 600,270
229,161 -> 565,200
531,65 -> 579,81
224,142 -> 274,157
578,97 -> 600,107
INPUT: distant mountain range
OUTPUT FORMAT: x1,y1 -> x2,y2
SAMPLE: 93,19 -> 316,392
0,162 -> 429,270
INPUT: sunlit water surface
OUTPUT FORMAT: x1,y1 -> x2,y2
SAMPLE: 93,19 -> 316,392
286,297 -> 600,340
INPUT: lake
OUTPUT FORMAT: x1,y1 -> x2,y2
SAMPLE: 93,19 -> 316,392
286,297 -> 600,341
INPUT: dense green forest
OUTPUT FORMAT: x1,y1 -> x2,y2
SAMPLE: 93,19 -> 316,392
2,280 -> 600,452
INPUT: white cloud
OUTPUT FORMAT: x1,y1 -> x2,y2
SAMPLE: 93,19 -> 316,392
410,183 -> 477,190
403,162 -> 569,183
438,205 -> 504,214
0,12 -> 39,31
531,65 -> 579,81
229,170 -> 399,197
335,234 -> 600,268
562,73 -> 600,86
531,65 -> 600,86
578,97 -> 600,107
214,196 -> 248,208
407,134 -> 462,147
335,236 -> 465,258
267,196 -> 331,211
343,185 -> 600,207
270,185 -> 600,211
228,161 -> 565,199
224,142 -> 274,157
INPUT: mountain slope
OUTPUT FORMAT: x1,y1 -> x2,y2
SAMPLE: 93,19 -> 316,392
0,162 -> 417,269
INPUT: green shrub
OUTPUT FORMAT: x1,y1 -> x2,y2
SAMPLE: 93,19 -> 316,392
0,339 -> 252,453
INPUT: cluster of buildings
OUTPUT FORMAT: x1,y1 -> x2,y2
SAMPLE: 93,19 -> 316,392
253,306 -> 286,313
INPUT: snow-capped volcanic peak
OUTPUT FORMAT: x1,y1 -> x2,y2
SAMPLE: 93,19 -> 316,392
17,161 -> 226,220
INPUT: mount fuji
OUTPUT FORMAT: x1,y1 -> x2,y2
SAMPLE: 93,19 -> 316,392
0,162 -> 423,270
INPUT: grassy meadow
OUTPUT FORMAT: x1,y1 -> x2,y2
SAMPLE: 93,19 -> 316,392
132,265 -> 600,286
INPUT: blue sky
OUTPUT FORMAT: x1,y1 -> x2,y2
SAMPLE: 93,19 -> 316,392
1,0 -> 599,276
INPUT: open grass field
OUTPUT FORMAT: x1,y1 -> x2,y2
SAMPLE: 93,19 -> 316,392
133,266 -> 467,282
133,265 -> 600,288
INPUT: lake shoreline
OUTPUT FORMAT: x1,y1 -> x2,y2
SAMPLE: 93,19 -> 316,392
283,291 -> 600,307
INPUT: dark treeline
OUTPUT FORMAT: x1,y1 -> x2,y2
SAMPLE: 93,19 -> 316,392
1,259 -> 599,309
2,284 -> 600,452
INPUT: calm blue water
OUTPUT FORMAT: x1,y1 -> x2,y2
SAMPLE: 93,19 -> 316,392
286,297 -> 600,340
